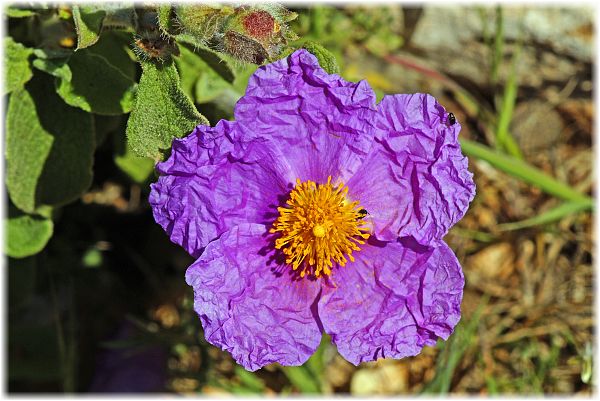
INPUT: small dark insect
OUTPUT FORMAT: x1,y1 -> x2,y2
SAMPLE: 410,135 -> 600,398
357,209 -> 369,219
447,112 -> 456,126
132,35 -> 179,61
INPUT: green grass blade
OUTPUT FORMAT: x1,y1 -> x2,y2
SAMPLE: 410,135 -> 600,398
305,334 -> 329,379
450,227 -> 497,243
281,364 -> 321,394
498,200 -> 593,231
422,295 -> 489,394
234,366 -> 266,393
460,139 -> 591,203
495,34 -> 522,158
491,6 -> 503,85
280,335 -> 330,394
485,375 -> 499,395
310,5 -> 326,38
501,133 -> 523,159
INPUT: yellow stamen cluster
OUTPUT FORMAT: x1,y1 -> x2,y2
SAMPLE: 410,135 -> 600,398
270,177 -> 371,278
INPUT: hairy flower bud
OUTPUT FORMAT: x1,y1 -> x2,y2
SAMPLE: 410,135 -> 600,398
219,5 -> 297,64
222,30 -> 269,64
174,4 -> 233,44
240,9 -> 278,41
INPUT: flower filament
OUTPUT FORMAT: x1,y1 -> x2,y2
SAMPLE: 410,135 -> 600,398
270,177 -> 370,278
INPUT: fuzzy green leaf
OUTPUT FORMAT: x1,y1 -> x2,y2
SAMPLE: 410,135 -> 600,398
302,41 -> 340,75
178,41 -> 235,83
6,211 -> 53,259
56,51 -> 136,115
126,59 -> 208,160
114,129 -> 155,183
175,45 -> 202,100
115,150 -> 155,184
176,45 -> 230,103
4,37 -> 33,94
5,75 -> 95,213
6,88 -> 53,213
72,5 -> 106,49
31,52 -> 72,81
6,7 -> 36,18
32,47 -> 73,59
194,46 -> 236,83
195,71 -> 231,104
87,31 -> 137,80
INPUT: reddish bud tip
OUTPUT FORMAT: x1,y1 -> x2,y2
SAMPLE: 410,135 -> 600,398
242,10 -> 277,41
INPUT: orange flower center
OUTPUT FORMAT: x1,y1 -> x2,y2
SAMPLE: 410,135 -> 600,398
270,177 -> 370,278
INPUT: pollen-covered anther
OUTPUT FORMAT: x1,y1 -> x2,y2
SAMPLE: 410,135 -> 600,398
270,176 -> 371,278
312,224 -> 326,238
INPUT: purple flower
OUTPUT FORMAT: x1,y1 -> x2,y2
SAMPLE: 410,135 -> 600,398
150,49 -> 475,371
90,321 -> 168,392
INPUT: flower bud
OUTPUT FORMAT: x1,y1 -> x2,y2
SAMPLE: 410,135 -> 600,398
222,30 -> 269,64
239,9 -> 278,42
174,4 -> 233,43
220,5 -> 297,64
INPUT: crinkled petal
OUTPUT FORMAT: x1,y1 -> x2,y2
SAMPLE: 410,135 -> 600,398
318,238 -> 464,365
234,48 -> 377,184
345,144 -> 412,242
347,93 -> 475,244
185,223 -> 323,371
149,121 -> 294,257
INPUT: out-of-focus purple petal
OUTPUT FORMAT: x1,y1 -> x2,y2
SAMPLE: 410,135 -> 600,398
149,121 -> 293,257
234,48 -> 378,184
348,93 -> 475,244
89,321 -> 168,393
186,223 -> 323,371
318,238 -> 463,366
